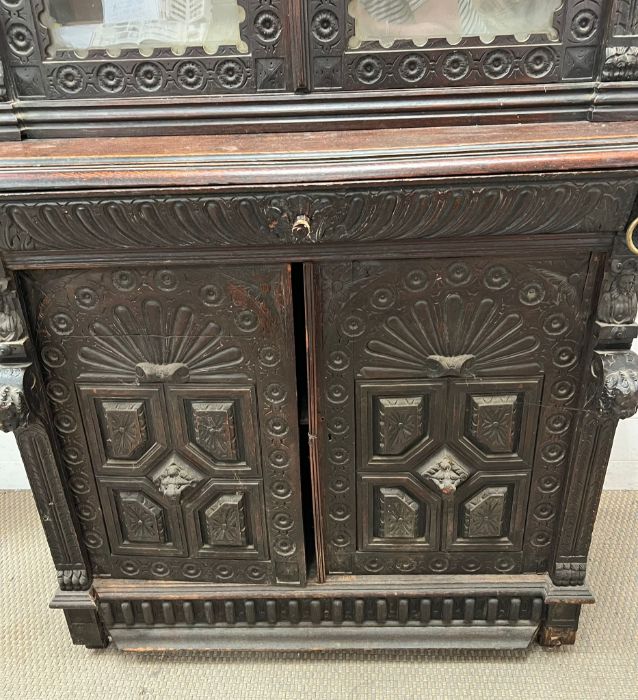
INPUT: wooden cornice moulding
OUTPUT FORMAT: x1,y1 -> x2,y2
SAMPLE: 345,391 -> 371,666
0,122 -> 637,191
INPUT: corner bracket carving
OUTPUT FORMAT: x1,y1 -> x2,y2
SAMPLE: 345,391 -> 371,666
595,350 -> 638,420
0,364 -> 28,432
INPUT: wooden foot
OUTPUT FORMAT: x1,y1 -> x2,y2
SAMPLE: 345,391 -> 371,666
537,602 -> 581,647
51,589 -> 110,649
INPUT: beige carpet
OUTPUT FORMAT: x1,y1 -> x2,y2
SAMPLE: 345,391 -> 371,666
1,490 -> 637,700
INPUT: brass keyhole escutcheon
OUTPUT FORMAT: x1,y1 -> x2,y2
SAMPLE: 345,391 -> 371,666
292,215 -> 312,240
627,216 -> 638,256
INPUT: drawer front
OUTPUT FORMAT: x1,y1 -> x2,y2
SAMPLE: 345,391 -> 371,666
309,254 -> 597,577
23,264 -> 306,585
0,177 -> 635,253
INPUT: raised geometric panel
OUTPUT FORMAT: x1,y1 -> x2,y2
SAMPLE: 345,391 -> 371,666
205,492 -> 247,547
77,385 -> 169,475
376,487 -> 421,539
99,400 -> 148,460
150,453 -> 204,502
462,486 -> 508,539
97,477 -> 187,557
468,395 -> 521,454
376,397 -> 425,456
357,380 -> 446,473
417,447 -> 472,495
166,384 -> 261,477
117,491 -> 166,544
449,378 -> 543,469
359,474 -> 441,552
184,480 -> 268,559
445,471 -> 528,552
191,401 -> 239,462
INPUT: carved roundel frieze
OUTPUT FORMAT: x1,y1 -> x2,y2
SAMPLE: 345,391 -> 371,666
398,54 -> 428,83
519,280 -> 546,306
370,287 -> 395,310
48,311 -> 75,336
442,51 -> 471,81
177,61 -> 206,91
200,283 -> 223,306
341,313 -> 365,337
405,269 -> 428,292
571,9 -> 598,42
447,261 -> 471,286
75,286 -> 98,309
553,343 -> 578,369
355,55 -> 384,85
523,48 -> 555,79
327,349 -> 350,372
56,65 -> 86,94
111,269 -> 137,291
483,49 -> 514,80
546,413 -> 571,434
312,9 -> 339,43
96,64 -> 126,94
254,10 -> 282,43
7,22 -> 34,56
484,265 -> 512,290
258,345 -> 281,368
538,474 -> 560,494
267,416 -> 289,437
134,62 -> 163,92
215,60 -> 246,89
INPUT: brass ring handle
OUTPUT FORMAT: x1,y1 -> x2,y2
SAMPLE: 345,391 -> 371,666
627,216 -> 638,255
292,215 -> 312,239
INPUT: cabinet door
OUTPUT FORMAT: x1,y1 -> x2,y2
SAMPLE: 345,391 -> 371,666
307,255 -> 595,578
24,264 -> 306,585
0,0 -> 294,99
307,0 -> 604,91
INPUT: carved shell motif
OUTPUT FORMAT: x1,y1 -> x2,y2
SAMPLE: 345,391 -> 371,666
78,300 -> 244,382
363,293 -> 541,378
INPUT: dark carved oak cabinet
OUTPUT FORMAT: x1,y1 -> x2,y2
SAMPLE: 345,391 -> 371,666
0,0 -> 637,653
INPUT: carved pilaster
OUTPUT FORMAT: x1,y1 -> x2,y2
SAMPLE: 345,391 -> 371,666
553,233 -> 638,585
0,265 -> 91,592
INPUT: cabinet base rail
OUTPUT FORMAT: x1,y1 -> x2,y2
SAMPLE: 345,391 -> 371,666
50,575 -> 593,651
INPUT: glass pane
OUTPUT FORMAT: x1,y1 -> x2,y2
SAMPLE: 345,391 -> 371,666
349,0 -> 561,48
45,0 -> 246,55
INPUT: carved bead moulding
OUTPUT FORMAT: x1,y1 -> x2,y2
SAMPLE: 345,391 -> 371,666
0,0 -> 291,99
0,177 -> 635,253
309,0 -> 606,91
22,265 -> 306,584
312,254 -> 597,577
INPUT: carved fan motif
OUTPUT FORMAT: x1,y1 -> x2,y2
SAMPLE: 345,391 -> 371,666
364,293 -> 540,377
78,300 -> 243,381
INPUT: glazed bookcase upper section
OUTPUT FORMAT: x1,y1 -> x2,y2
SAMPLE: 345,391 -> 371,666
0,0 -> 295,97
0,0 -> 638,137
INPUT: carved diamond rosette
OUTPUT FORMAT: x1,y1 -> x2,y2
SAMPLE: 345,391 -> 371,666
417,448 -> 471,495
150,454 -> 204,501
